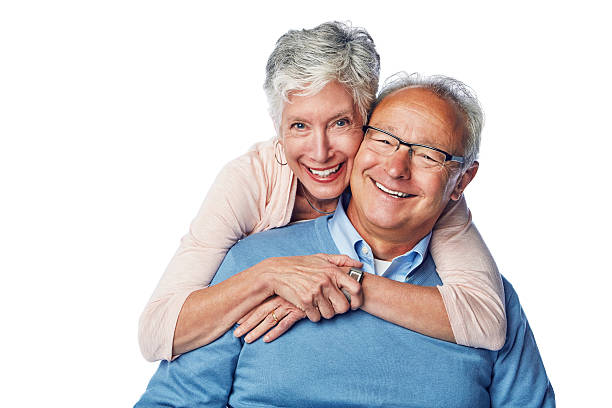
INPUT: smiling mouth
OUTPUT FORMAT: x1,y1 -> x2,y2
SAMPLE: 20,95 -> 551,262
308,163 -> 343,178
374,181 -> 415,198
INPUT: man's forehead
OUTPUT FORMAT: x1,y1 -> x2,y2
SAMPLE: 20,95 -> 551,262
373,87 -> 455,119
370,87 -> 465,143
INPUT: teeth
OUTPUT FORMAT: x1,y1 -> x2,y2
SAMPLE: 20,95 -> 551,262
309,164 -> 341,178
375,181 -> 410,198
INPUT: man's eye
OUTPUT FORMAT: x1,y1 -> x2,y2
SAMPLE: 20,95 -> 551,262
335,119 -> 348,127
375,138 -> 392,145
291,122 -> 306,130
414,151 -> 441,163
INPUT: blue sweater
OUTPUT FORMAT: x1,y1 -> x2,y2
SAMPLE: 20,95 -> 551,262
136,216 -> 555,407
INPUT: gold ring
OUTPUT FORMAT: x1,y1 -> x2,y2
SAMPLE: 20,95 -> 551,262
271,311 -> 279,324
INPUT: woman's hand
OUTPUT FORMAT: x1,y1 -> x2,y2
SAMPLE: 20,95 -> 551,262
234,296 -> 305,343
259,253 -> 364,323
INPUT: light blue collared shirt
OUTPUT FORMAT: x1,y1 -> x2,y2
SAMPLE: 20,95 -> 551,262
327,192 -> 431,283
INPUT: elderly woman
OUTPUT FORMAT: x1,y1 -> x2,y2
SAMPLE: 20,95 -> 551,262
139,21 -> 505,362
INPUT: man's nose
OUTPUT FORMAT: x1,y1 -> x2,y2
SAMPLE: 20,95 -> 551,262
310,127 -> 333,162
385,147 -> 412,179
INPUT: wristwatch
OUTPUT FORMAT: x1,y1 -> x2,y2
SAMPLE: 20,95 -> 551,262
347,267 -> 365,283
342,267 -> 365,303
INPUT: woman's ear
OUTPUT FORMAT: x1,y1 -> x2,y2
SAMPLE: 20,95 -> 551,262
451,161 -> 479,201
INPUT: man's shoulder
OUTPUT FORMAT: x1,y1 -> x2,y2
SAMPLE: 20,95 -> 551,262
237,217 -> 323,250
211,217 -> 336,286
499,276 -> 528,332
220,216 -> 337,270
500,276 -> 519,307
497,275 -> 535,353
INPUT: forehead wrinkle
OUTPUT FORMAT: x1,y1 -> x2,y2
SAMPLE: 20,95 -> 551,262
283,81 -> 357,122
329,109 -> 357,119
375,102 -> 454,128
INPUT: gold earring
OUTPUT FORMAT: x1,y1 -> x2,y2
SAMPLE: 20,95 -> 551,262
274,139 -> 287,166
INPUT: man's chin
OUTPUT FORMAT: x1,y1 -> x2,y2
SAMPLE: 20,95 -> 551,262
363,212 -> 412,232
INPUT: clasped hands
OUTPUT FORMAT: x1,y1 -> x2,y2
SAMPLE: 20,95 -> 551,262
233,253 -> 364,343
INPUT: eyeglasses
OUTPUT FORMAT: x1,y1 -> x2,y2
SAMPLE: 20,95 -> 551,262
362,125 -> 464,170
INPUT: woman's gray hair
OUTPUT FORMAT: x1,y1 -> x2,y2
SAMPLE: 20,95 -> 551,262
374,72 -> 484,168
264,21 -> 380,133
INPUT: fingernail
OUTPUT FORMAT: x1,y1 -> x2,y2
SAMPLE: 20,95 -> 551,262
263,336 -> 270,342
234,329 -> 243,337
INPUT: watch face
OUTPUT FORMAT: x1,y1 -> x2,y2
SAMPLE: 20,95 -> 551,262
348,267 -> 364,283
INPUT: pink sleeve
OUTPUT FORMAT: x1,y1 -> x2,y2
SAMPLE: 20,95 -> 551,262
138,140 -> 296,361
431,195 -> 507,350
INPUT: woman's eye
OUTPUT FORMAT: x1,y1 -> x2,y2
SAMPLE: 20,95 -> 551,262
291,122 -> 306,130
335,119 -> 348,127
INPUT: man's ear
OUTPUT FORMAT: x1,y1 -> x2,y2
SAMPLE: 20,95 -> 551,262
451,161 -> 479,201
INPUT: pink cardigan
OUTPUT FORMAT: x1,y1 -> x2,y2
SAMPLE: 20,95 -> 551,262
139,139 -> 506,361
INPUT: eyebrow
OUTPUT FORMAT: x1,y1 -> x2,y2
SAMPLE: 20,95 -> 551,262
370,124 -> 401,136
329,110 -> 354,119
369,124 -> 442,149
285,110 -> 355,123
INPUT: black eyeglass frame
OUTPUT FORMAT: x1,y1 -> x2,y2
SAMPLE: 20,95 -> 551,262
362,125 -> 465,165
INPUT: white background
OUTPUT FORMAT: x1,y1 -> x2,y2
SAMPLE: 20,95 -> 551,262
1,0 -> 610,406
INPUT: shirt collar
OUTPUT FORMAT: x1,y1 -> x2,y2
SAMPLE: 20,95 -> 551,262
327,192 -> 432,282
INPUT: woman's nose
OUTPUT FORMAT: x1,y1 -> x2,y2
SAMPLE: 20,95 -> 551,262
310,128 -> 333,162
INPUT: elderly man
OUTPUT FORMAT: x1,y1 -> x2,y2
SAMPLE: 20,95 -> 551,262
135,73 -> 555,407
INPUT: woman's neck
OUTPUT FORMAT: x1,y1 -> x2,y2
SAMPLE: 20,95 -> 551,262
291,183 -> 338,222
